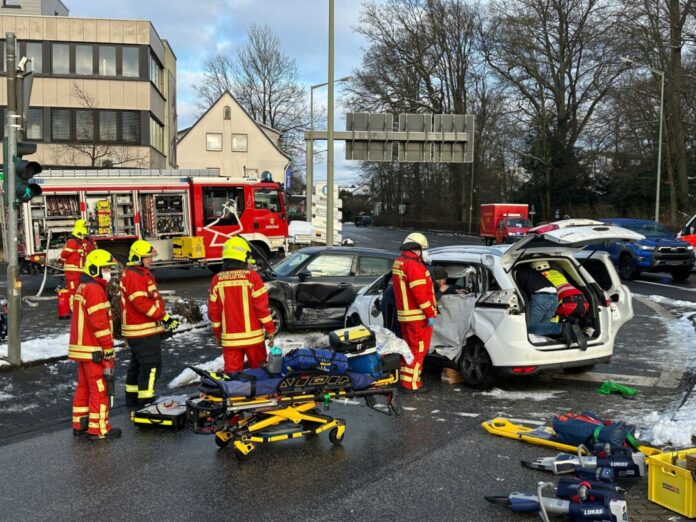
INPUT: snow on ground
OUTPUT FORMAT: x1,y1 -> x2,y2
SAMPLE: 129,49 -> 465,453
479,388 -> 565,402
634,294 -> 696,446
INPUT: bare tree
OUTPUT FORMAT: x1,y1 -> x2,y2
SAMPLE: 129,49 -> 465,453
193,55 -> 235,111
54,84 -> 147,168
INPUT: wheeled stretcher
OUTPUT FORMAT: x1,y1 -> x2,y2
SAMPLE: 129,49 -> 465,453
186,366 -> 399,460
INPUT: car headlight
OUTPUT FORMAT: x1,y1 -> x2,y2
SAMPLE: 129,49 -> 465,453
637,244 -> 655,251
687,245 -> 694,251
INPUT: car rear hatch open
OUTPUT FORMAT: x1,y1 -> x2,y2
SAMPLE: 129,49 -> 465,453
500,219 -> 645,271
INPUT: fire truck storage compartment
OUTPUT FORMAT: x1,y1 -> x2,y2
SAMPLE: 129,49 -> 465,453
29,195 -> 82,252
84,193 -> 136,237
138,193 -> 188,239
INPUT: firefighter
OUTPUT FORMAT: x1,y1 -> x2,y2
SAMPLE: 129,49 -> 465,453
392,232 -> 438,394
207,236 -> 275,374
120,239 -> 179,406
60,219 -> 97,303
69,249 -> 121,440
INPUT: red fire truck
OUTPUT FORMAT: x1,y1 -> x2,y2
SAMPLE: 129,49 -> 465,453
19,169 -> 288,271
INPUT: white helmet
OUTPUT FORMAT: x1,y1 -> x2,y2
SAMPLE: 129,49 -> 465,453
401,232 -> 429,251
530,260 -> 550,271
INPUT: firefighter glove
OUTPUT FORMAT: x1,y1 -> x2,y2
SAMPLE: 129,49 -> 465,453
427,317 -> 436,328
103,348 -> 115,361
162,314 -> 179,331
91,350 -> 104,363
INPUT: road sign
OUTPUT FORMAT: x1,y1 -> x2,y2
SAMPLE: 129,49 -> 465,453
345,113 -> 395,161
312,206 -> 342,220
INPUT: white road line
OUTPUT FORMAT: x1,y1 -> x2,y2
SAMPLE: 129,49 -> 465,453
553,371 -> 660,388
634,279 -> 696,292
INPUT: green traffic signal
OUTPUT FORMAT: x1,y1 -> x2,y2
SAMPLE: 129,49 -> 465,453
13,141 -> 42,204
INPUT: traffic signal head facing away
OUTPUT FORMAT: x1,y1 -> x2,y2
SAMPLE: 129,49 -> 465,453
14,141 -> 42,204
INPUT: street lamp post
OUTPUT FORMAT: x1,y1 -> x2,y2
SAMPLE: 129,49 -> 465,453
621,56 -> 665,223
305,74 -> 352,223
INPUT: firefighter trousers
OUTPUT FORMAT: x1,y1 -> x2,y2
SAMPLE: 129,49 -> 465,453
125,334 -> 162,403
222,343 -> 267,374
72,361 -> 112,436
399,320 -> 433,391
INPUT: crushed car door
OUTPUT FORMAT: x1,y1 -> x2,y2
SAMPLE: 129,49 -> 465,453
293,253 -> 356,326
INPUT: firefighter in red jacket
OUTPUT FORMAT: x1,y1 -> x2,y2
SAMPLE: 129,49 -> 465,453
207,237 -> 275,374
60,219 -> 97,302
69,249 -> 121,440
392,232 -> 438,393
120,240 -> 178,406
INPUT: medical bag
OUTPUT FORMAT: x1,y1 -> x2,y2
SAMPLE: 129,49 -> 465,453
131,395 -> 189,429
282,348 -> 350,374
552,411 -> 639,450
329,325 -> 377,353
348,353 -> 402,379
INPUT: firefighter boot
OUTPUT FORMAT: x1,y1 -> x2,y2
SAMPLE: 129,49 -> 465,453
561,322 -> 573,347
571,323 -> 588,351
73,416 -> 88,437
88,427 -> 122,441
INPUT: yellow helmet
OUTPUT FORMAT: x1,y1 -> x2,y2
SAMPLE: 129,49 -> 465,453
128,239 -> 157,265
72,219 -> 88,239
84,249 -> 117,277
401,232 -> 429,251
222,236 -> 254,264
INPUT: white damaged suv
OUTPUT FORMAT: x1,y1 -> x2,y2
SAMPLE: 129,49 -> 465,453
345,220 -> 644,388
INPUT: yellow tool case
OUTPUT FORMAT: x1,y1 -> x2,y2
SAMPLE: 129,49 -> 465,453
328,325 -> 377,353
131,395 -> 189,429
647,448 -> 696,518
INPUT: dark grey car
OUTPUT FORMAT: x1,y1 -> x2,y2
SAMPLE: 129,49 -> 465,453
261,246 -> 396,332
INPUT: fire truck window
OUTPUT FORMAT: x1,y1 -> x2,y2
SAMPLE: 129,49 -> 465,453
254,188 -> 281,212
203,188 -> 245,226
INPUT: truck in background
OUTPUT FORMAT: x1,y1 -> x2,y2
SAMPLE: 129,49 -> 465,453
19,169 -> 289,272
479,203 -> 532,245
678,214 -> 696,250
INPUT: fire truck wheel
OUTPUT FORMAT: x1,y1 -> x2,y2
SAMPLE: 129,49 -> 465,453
269,303 -> 284,334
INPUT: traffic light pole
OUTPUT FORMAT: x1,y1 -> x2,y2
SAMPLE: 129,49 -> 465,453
5,33 -> 21,365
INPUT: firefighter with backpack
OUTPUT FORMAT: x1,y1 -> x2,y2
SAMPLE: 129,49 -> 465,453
207,237 -> 275,374
120,240 -> 179,406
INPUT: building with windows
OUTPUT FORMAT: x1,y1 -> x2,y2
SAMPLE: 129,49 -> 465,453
176,91 -> 290,181
0,0 -> 68,17
0,13 -> 177,169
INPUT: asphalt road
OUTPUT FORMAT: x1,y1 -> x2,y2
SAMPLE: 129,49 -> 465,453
0,224 -> 694,520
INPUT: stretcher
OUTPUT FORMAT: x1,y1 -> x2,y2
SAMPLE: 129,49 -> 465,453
481,417 -> 662,457
186,366 -> 399,460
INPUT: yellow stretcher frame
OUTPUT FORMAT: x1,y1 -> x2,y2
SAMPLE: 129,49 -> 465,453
189,371 -> 399,460
481,417 -> 662,457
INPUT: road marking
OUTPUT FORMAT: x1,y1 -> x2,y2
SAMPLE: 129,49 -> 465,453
634,280 -> 696,292
553,371 -> 660,387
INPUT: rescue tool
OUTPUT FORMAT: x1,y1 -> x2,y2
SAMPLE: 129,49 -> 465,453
485,481 -> 628,522
522,444 -> 647,479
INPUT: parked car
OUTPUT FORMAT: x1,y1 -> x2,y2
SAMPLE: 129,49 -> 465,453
345,219 -> 643,388
262,246 -> 396,332
354,214 -> 373,227
589,218 -> 694,282
677,214 -> 696,251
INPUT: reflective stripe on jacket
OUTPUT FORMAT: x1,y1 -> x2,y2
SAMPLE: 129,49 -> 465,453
207,268 -> 275,349
60,237 -> 96,273
68,277 -> 113,360
392,251 -> 437,323
119,266 -> 166,338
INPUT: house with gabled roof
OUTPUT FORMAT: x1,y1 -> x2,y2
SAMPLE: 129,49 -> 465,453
176,91 -> 290,181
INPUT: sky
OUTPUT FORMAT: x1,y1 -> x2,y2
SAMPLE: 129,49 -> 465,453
66,0 -> 372,185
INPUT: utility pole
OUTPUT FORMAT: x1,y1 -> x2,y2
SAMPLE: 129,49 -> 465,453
326,0 -> 335,247
5,33 -> 21,365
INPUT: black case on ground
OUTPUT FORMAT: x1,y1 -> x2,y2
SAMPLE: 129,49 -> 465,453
329,325 -> 377,353
131,396 -> 189,429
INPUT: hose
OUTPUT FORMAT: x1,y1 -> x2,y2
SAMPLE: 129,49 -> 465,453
34,228 -> 54,298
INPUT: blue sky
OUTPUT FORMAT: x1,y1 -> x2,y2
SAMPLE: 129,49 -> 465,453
66,0 -> 371,184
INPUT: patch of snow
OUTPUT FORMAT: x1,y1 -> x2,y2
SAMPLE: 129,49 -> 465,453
639,294 -> 695,310
0,333 -> 70,362
401,406 -> 418,411
453,412 -> 479,418
167,356 -> 224,389
0,391 -> 13,401
480,388 -> 565,402
430,409 -> 440,414
436,418 -> 446,422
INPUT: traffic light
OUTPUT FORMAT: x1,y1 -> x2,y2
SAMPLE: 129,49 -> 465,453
14,141 -> 42,204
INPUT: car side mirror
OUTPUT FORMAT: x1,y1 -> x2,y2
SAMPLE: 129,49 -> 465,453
372,298 -> 382,317
298,270 -> 312,281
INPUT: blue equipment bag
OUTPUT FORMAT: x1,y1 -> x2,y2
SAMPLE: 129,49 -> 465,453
282,348 -> 349,375
200,368 -> 282,398
348,372 -> 375,390
552,411 -> 639,450
349,353 -> 381,378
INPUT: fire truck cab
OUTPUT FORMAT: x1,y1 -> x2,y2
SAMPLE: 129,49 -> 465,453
20,169 -> 288,271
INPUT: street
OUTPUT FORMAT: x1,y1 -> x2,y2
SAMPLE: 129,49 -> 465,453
0,224 -> 694,521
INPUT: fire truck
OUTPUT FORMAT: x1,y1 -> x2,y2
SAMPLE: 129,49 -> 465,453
19,169 -> 289,271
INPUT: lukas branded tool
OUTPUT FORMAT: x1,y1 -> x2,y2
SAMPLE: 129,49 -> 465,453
522,444 -> 646,479
486,481 -> 628,522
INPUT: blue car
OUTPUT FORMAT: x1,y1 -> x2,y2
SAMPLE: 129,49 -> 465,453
589,218 -> 694,282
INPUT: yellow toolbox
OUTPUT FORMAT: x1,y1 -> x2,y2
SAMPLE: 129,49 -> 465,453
172,236 -> 206,259
648,447 -> 696,518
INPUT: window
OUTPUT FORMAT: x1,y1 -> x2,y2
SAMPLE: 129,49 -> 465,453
149,52 -> 164,92
122,47 -> 139,77
75,110 -> 93,141
231,134 -> 248,152
122,111 -> 140,143
99,46 -> 116,76
223,106 -> 231,120
305,254 -> 353,277
99,111 -> 117,141
4,0 -> 22,6
26,108 -> 43,140
358,256 -> 391,276
206,133 -> 222,151
52,43 -> 69,74
254,188 -> 281,212
149,116 -> 163,152
273,252 -> 311,276
51,109 -> 70,140
25,42 -> 42,73
75,45 -> 93,75
203,187 -> 245,226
